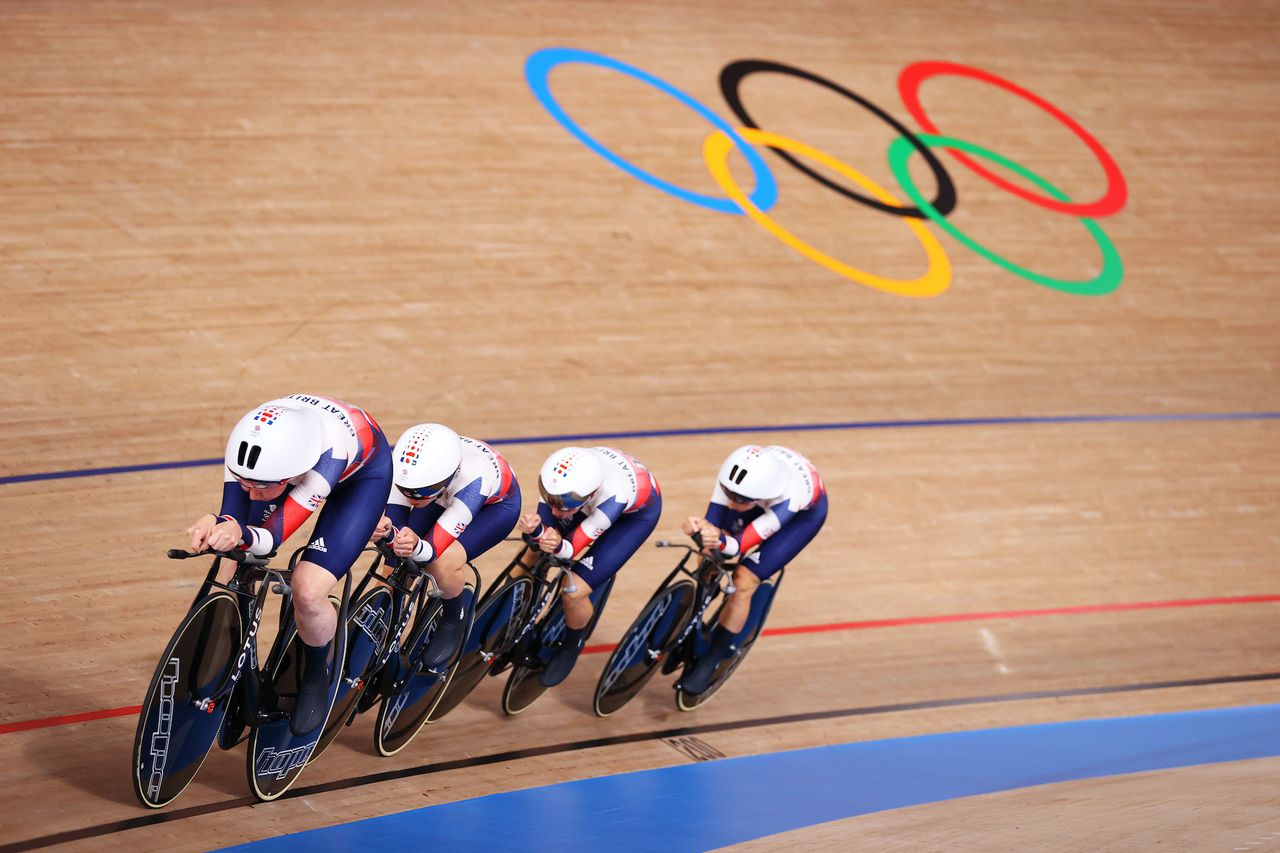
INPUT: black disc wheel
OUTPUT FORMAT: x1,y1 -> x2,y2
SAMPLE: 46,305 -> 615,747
594,579 -> 696,717
499,656 -> 546,716
426,576 -> 536,722
247,600 -> 347,802
132,593 -> 242,808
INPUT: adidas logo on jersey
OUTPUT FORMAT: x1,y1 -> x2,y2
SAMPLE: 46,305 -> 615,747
578,556 -> 594,570
308,537 -> 328,553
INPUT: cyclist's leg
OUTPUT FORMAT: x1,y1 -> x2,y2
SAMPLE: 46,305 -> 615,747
419,484 -> 522,669
431,482 -> 521,596
295,449 -> 395,643
683,493 -> 828,694
565,492 -> 662,629
560,575 -> 595,631
291,436 -> 393,734
719,567 -> 762,635
737,491 -> 824,596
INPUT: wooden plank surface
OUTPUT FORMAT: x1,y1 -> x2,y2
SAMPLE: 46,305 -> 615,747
0,0 -> 1277,849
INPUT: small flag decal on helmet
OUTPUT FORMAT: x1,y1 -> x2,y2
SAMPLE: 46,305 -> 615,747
554,451 -> 579,477
253,406 -> 284,425
399,428 -> 429,466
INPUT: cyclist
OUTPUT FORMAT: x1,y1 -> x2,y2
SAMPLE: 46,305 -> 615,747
371,423 -> 521,673
185,394 -> 392,736
679,444 -> 827,695
516,446 -> 662,687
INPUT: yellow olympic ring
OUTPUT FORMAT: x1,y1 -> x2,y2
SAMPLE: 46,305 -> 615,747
702,127 -> 952,298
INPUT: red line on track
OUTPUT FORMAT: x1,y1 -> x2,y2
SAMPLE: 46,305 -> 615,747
6,593 -> 1277,736
0,704 -> 141,735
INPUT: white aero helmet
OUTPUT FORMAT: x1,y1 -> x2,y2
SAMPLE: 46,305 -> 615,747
539,446 -> 604,511
718,445 -> 788,504
393,423 -> 463,500
225,402 -> 324,487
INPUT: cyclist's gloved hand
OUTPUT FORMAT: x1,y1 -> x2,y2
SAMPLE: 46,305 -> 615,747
371,514 -> 394,543
186,513 -> 219,552
535,526 -> 562,555
391,526 -> 421,559
206,518 -> 245,552
686,519 -> 723,557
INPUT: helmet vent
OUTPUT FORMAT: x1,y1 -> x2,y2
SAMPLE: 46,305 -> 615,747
246,444 -> 262,470
729,465 -> 748,485
237,440 -> 248,467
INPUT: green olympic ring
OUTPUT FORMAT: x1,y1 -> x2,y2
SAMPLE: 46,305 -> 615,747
888,134 -> 1123,296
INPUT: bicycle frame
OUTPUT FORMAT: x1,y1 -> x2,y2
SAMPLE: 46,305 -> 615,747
487,542 -> 575,664
353,545 -> 434,690
355,540 -> 479,695
654,540 -> 738,651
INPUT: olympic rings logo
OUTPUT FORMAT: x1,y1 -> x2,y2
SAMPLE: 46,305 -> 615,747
525,48 -> 1128,298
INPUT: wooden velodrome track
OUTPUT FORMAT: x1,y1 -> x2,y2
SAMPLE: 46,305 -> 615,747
1,0 -> 1278,849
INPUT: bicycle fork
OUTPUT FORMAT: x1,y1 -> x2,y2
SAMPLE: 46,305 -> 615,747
381,594 -> 420,694
672,585 -> 721,651
191,594 -> 264,715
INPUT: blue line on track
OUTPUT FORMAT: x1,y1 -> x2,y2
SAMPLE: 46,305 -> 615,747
220,703 -> 1280,852
4,410 -> 1278,486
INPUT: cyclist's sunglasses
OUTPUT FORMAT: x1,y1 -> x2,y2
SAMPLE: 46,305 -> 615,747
723,488 -> 757,505
539,481 -> 594,511
232,473 -> 290,490
396,478 -> 452,502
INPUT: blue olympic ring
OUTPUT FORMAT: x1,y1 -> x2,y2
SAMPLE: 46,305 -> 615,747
525,47 -> 778,215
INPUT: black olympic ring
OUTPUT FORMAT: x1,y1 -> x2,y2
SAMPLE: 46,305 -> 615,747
718,59 -> 958,220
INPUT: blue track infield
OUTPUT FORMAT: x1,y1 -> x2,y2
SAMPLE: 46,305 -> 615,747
222,703 -> 1280,852
4,410 -> 1278,485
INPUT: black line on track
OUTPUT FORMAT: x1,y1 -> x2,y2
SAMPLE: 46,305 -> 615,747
7,670 -> 1279,852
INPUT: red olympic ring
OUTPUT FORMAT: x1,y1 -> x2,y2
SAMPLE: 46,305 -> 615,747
898,61 -> 1128,218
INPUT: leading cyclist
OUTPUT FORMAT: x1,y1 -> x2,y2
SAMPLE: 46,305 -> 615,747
184,394 -> 392,735
679,444 -> 827,695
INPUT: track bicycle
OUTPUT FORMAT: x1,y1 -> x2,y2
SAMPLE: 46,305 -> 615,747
427,537 -> 613,720
592,533 -> 783,716
500,540 -> 616,716
132,546 -> 350,806
312,536 -> 480,758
